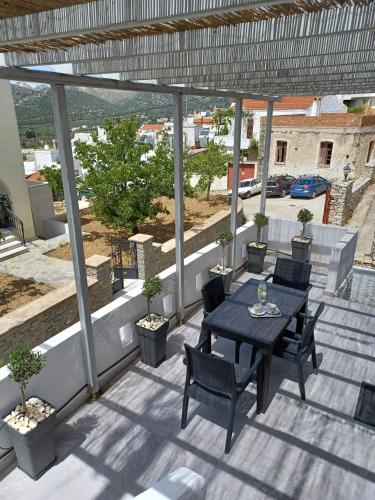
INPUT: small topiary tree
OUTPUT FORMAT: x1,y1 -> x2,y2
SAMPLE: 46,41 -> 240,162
142,275 -> 163,321
297,208 -> 313,236
216,230 -> 234,271
253,213 -> 269,242
7,345 -> 46,413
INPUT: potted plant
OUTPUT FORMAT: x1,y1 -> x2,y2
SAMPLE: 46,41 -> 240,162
2,345 -> 56,479
292,208 -> 313,262
135,275 -> 169,367
247,213 -> 269,273
209,230 -> 234,293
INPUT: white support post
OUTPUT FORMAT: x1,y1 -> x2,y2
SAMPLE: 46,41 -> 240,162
230,98 -> 242,270
260,101 -> 273,215
51,83 -> 99,396
173,92 -> 185,322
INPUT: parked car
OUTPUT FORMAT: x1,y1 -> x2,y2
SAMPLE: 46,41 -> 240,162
228,178 -> 262,199
290,175 -> 330,199
266,175 -> 296,197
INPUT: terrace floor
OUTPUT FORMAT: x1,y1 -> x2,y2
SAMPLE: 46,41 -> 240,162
1,261 -> 375,500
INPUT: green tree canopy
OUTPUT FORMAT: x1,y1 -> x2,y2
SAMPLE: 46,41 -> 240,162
40,164 -> 64,201
212,107 -> 235,135
76,116 -> 194,233
187,141 -> 231,200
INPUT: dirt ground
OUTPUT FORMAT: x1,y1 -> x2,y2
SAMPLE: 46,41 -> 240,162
0,273 -> 54,317
47,195 -> 229,261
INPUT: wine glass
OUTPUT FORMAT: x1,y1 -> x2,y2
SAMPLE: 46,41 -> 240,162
257,280 -> 267,307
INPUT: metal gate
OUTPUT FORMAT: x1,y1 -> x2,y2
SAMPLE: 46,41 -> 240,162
111,237 -> 138,292
0,194 -> 25,244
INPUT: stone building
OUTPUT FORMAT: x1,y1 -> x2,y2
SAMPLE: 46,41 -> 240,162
258,113 -> 375,180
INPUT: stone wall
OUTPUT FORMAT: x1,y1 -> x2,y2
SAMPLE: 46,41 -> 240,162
258,116 -> 375,181
129,201 -> 243,279
328,165 -> 375,225
0,255 -> 112,362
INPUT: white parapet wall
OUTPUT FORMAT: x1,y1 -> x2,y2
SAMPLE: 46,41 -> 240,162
0,218 -> 356,463
0,220 -> 257,462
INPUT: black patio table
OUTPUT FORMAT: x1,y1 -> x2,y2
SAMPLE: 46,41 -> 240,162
200,278 -> 308,413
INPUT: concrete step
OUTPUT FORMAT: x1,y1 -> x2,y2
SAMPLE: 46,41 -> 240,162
0,235 -> 16,246
0,244 -> 28,262
0,239 -> 22,255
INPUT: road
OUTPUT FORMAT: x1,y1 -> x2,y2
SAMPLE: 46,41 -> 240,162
240,192 -> 326,223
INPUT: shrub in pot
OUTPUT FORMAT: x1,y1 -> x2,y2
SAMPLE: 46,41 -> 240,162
135,275 -> 169,367
292,208 -> 313,262
247,213 -> 269,273
2,345 -> 56,479
209,230 -> 234,293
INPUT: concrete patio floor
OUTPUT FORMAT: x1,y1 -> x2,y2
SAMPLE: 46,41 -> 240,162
1,261 -> 375,500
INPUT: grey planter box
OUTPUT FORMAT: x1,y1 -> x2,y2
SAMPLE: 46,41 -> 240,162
2,399 -> 56,480
291,237 -> 312,262
247,243 -> 267,273
208,267 -> 233,294
136,318 -> 169,367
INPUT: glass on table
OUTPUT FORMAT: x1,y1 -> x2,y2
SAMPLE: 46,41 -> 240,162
257,280 -> 267,306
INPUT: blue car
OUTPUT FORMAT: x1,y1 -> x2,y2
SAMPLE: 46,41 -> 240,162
289,175 -> 330,199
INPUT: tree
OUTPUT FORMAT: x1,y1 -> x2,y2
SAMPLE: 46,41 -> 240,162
7,345 -> 45,413
212,107 -> 235,135
40,164 -> 64,201
187,141 -> 231,200
147,130 -> 195,199
76,116 -> 194,234
142,275 -> 163,321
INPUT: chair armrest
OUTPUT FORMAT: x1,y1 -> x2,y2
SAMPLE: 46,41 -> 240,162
195,337 -> 211,351
305,284 -> 313,293
297,311 -> 313,321
224,292 -> 231,298
281,335 -> 302,346
203,309 -> 209,318
264,274 -> 273,282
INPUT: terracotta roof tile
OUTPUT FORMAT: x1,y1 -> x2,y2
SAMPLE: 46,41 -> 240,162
260,113 -> 375,128
244,96 -> 316,110
139,123 -> 164,132
193,117 -> 213,124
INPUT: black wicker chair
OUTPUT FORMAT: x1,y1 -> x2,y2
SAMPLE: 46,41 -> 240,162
181,338 -> 263,453
274,302 -> 325,400
265,257 -> 312,292
201,276 -> 242,363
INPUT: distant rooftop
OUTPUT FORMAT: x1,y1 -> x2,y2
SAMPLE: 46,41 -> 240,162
261,113 -> 375,128
139,123 -> 164,132
243,96 -> 316,111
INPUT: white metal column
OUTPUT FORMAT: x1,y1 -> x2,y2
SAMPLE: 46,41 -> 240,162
259,101 -> 273,215
173,92 -> 185,322
230,98 -> 242,270
51,83 -> 99,396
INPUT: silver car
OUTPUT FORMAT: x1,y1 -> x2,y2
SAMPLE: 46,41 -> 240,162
228,178 -> 262,199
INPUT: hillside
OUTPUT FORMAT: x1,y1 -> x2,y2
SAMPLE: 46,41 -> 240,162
11,83 -> 232,141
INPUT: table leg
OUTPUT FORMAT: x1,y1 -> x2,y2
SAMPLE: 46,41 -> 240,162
260,349 -> 273,413
199,325 -> 211,354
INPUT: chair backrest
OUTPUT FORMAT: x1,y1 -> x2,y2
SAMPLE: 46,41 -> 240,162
273,257 -> 312,291
185,344 -> 235,397
201,276 -> 225,313
301,302 -> 325,353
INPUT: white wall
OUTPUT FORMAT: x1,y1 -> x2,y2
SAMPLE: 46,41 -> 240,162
0,218 -> 356,461
34,149 -> 59,169
27,181 -> 55,238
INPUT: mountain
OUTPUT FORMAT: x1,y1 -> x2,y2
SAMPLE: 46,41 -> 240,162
11,83 -> 232,138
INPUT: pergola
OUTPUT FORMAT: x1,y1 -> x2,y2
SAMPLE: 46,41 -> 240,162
0,0 -> 374,398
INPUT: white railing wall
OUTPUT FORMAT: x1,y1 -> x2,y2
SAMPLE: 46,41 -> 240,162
0,221 -> 257,460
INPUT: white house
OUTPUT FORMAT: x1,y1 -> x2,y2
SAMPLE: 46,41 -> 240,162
34,146 -> 60,170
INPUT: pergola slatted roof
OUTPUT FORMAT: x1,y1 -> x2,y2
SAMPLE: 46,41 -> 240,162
0,0 -> 365,53
1,0 -> 374,96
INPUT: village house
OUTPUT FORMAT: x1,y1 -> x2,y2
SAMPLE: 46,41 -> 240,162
258,113 -> 375,180
138,123 -> 165,146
